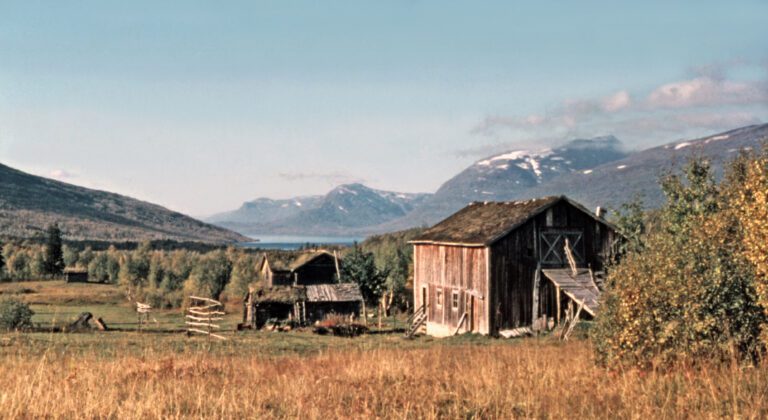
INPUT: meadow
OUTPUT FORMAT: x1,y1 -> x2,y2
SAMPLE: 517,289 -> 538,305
1,281 -> 768,419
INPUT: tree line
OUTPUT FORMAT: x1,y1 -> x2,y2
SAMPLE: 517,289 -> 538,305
1,226 -> 419,313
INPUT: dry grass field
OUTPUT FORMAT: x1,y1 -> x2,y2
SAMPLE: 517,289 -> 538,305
0,332 -> 767,419
2,281 -> 767,419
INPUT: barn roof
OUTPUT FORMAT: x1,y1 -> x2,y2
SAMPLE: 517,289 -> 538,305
249,283 -> 362,304
250,285 -> 306,304
410,195 -> 616,246
305,283 -> 363,303
263,251 -> 334,272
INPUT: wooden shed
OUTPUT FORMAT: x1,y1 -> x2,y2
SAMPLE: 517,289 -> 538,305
410,195 -> 620,337
243,250 -> 363,329
63,268 -> 89,283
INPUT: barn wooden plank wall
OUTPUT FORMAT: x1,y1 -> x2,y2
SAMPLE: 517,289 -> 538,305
414,244 -> 488,334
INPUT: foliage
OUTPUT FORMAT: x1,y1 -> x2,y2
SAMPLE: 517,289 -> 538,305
182,250 -> 233,301
612,194 -> 646,254
0,298 -> 34,331
341,244 -> 389,305
43,223 -> 65,276
222,252 -> 259,301
62,245 -> 79,268
359,228 -> 423,310
729,148 -> 768,343
595,155 -> 766,367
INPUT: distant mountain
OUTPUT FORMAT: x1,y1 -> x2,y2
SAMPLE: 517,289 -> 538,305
0,163 -> 248,243
383,135 -> 628,228
209,183 -> 431,236
524,124 -> 768,211
211,124 -> 768,237
207,196 -> 325,230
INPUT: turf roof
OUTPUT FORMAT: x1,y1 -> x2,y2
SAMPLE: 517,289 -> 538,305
410,196 -> 563,246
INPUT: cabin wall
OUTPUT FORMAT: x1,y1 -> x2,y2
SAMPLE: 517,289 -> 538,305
413,244 -> 488,335
305,301 -> 360,322
262,265 -> 292,287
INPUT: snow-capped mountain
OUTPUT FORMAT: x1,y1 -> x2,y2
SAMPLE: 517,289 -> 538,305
382,136 -> 628,228
208,183 -> 431,236
207,196 -> 324,227
525,124 -> 768,210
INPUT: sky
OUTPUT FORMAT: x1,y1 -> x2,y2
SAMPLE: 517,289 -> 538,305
1,1 -> 767,216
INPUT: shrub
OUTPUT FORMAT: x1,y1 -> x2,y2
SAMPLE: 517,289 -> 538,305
594,155 -> 766,368
0,298 -> 34,331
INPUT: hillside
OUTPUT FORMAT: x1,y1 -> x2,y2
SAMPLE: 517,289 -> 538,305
0,163 -> 248,243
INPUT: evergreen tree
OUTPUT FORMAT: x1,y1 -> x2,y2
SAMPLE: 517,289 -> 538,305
341,244 -> 389,306
43,223 -> 64,275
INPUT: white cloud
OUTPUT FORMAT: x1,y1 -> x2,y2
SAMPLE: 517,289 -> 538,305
647,77 -> 767,108
602,90 -> 632,112
277,171 -> 366,185
469,63 -> 768,153
48,169 -> 74,180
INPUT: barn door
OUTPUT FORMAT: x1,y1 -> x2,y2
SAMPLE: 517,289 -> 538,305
539,230 -> 584,266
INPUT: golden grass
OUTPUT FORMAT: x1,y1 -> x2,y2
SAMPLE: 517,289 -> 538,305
1,334 -> 766,419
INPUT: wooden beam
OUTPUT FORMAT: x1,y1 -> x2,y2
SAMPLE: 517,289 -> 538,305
453,312 -> 468,336
556,285 -> 561,324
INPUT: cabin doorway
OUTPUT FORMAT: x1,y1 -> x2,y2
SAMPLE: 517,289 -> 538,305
421,286 -> 428,312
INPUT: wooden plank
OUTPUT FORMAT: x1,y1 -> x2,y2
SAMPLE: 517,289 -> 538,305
187,328 -> 227,340
185,321 -> 221,329
189,296 -> 223,305
185,315 -> 224,322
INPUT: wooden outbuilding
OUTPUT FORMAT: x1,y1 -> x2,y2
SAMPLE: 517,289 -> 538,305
243,251 -> 363,329
63,268 -> 89,283
410,195 -> 621,337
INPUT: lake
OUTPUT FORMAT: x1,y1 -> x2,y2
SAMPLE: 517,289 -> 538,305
237,234 -> 365,250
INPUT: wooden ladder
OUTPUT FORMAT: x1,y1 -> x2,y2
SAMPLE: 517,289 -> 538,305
404,304 -> 428,338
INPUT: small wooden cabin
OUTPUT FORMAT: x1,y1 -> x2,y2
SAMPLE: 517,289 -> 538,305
411,196 -> 620,337
63,268 -> 89,283
243,251 -> 363,328
259,251 -> 339,286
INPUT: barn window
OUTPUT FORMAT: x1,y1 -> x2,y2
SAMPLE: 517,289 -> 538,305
436,289 -> 443,307
540,230 -> 585,266
452,290 -> 460,311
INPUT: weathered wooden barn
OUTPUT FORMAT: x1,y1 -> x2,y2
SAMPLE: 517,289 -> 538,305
410,195 -> 620,337
242,251 -> 363,328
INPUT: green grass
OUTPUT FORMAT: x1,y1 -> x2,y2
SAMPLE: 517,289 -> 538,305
0,280 -> 537,361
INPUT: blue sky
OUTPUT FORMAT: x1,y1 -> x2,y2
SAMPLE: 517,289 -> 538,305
1,1 -> 767,216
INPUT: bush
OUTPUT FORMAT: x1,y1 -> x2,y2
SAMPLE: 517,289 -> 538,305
594,155 -> 766,368
0,298 -> 35,331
